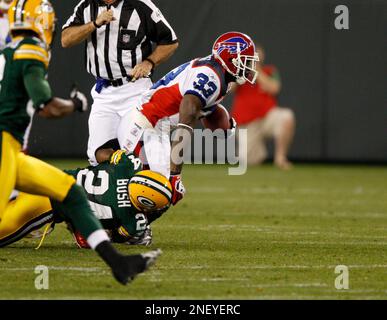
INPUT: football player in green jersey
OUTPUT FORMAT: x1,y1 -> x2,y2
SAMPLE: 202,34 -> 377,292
0,0 -> 161,285
0,150 -> 173,249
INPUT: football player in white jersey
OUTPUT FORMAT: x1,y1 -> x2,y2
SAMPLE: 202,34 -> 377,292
111,31 -> 259,205
0,0 -> 12,49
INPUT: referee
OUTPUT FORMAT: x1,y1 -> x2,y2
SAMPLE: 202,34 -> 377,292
61,0 -> 178,165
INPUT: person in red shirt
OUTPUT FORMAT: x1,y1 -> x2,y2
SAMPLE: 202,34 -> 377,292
231,44 -> 295,170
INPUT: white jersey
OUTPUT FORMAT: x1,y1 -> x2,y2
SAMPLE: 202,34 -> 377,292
118,56 -> 232,178
139,55 -> 231,126
0,15 -> 9,50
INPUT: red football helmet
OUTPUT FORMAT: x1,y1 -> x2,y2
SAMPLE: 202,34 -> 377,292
212,32 -> 259,85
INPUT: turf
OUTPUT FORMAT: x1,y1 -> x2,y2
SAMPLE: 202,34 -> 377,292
0,161 -> 386,300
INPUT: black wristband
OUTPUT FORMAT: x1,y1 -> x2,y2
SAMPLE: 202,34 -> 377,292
144,58 -> 155,71
93,20 -> 102,29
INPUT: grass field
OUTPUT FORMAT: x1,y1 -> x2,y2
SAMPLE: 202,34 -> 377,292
0,161 -> 386,300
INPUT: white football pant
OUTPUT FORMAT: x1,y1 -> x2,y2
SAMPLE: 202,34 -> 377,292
118,109 -> 172,179
87,78 -> 152,166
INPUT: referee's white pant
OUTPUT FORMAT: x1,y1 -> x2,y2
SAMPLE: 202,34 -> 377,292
87,78 -> 152,166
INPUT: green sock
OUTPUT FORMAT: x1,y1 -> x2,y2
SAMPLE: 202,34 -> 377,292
61,184 -> 104,240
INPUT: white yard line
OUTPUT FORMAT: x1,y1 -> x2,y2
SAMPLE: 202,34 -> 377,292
2,264 -> 386,274
157,264 -> 387,270
0,266 -> 104,272
162,224 -> 387,239
188,186 -> 386,195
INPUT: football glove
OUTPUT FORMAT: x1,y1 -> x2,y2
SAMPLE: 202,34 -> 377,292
170,175 -> 186,206
70,86 -> 88,112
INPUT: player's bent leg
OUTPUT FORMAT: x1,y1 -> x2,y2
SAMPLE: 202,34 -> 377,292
61,186 -> 162,284
144,127 -> 171,179
15,154 -> 160,284
16,153 -> 76,201
266,108 -> 295,170
0,131 -> 20,222
117,109 -> 150,155
245,121 -> 267,166
0,193 -> 53,247
13,154 -> 103,241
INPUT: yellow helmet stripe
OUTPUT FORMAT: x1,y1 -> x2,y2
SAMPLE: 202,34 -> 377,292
130,176 -> 172,200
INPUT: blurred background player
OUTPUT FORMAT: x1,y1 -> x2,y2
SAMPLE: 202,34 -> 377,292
0,0 -> 160,285
231,44 -> 296,170
1,0 -> 34,159
61,0 -> 179,166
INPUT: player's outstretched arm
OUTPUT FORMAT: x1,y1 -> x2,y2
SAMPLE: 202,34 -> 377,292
38,95 -> 86,118
23,65 -> 88,118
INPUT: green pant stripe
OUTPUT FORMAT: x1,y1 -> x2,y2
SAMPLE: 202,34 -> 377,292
0,211 -> 54,248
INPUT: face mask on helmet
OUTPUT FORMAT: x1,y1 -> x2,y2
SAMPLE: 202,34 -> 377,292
37,1 -> 56,46
128,170 -> 172,213
232,47 -> 259,85
212,32 -> 260,85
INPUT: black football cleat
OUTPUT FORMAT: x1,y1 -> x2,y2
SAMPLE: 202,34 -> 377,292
112,249 -> 161,285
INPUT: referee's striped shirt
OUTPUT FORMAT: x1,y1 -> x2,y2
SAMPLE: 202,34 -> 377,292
63,0 -> 178,80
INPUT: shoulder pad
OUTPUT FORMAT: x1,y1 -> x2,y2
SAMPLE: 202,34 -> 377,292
110,150 -> 126,165
13,42 -> 49,68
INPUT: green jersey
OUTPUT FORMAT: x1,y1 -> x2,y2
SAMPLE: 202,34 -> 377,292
53,152 -> 147,238
0,36 -> 51,143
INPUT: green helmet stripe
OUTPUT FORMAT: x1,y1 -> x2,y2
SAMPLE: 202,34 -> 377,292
21,0 -> 28,22
14,0 -> 28,23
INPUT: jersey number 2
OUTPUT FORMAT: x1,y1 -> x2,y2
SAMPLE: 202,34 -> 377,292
77,170 -> 109,195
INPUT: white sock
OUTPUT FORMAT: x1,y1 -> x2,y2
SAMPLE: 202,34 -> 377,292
87,230 -> 110,250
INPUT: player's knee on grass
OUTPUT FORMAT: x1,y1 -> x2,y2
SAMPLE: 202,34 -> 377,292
61,184 -> 104,239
